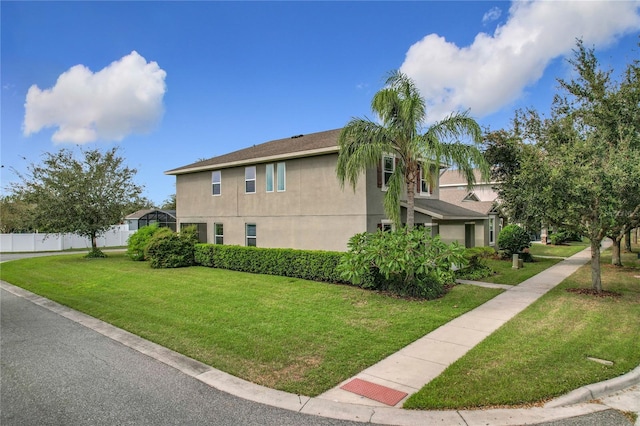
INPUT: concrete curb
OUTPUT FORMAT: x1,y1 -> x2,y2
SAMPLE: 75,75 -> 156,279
2,280 -> 635,426
545,366 -> 640,408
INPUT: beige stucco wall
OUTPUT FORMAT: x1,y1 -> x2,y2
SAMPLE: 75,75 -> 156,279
175,153 -> 368,251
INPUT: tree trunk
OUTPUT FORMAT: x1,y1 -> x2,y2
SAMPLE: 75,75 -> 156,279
611,236 -> 623,266
91,232 -> 98,250
406,164 -> 416,229
624,228 -> 632,252
590,239 -> 602,293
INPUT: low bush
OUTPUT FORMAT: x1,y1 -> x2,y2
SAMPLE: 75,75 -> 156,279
455,247 -> 495,280
85,248 -> 107,259
194,244 -> 348,283
337,228 -> 466,299
127,223 -> 162,261
549,229 -> 582,245
498,224 -> 531,257
146,227 -> 198,268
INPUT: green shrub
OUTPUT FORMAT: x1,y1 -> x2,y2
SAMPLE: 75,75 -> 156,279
549,229 -> 582,245
455,247 -> 495,280
337,228 -> 466,299
127,223 -> 163,261
145,227 -> 198,268
85,248 -> 107,259
498,224 -> 531,257
193,244 -> 348,283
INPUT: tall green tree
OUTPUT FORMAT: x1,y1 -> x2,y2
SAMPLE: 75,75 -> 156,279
336,71 -> 489,228
0,195 -> 35,233
495,41 -> 640,291
9,147 -> 145,255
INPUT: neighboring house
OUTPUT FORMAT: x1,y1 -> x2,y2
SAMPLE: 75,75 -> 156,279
438,169 -> 502,248
165,129 -> 494,251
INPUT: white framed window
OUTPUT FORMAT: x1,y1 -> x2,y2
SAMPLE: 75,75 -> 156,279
276,162 -> 286,192
419,164 -> 433,195
245,166 -> 256,194
266,164 -> 274,192
489,216 -> 496,246
214,223 -> 224,245
419,164 -> 431,195
246,223 -> 257,247
212,170 -> 221,196
382,155 -> 395,190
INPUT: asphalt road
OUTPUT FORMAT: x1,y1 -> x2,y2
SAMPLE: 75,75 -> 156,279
0,288 -> 363,426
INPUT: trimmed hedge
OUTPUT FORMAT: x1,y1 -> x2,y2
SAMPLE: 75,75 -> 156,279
146,228 -> 197,269
194,244 -> 351,284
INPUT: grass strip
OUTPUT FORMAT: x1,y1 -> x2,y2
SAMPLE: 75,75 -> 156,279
482,257 -> 563,285
528,240 -> 589,258
404,246 -> 640,409
0,253 -> 501,396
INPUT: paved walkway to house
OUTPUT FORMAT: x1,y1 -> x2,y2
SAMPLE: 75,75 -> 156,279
318,241 -> 613,408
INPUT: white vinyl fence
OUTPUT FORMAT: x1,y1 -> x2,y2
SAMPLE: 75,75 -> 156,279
0,225 -> 134,252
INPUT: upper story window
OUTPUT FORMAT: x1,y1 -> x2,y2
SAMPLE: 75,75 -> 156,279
212,170 -> 221,196
266,164 -> 274,192
419,164 -> 432,195
383,155 -> 395,189
245,166 -> 256,194
266,162 -> 286,193
276,162 -> 286,192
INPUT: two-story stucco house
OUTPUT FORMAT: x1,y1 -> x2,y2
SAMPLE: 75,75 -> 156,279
165,129 -> 494,251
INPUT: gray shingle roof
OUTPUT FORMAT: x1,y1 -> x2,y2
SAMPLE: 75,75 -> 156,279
438,190 -> 497,215
166,129 -> 342,175
439,169 -> 492,186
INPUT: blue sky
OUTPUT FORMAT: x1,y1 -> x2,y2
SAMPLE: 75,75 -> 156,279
2,1 -> 639,206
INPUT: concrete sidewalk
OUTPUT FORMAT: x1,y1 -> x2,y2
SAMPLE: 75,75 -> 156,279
319,241 -> 613,407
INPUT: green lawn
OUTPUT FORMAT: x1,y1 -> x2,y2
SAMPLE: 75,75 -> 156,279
405,246 -> 640,409
0,253 -> 501,396
482,257 -> 563,285
528,240 -> 589,257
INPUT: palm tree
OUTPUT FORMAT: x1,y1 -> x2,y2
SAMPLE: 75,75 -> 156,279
336,71 -> 490,229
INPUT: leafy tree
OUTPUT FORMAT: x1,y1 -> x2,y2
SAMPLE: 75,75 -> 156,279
337,71 -> 489,228
9,147 -> 145,256
0,195 -> 35,233
161,193 -> 176,210
495,41 -> 640,291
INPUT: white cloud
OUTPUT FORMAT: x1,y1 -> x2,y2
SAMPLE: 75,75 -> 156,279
23,51 -> 167,144
400,0 -> 640,124
482,6 -> 502,25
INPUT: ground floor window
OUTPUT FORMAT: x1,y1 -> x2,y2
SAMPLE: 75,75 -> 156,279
246,223 -> 256,247
489,216 -> 496,246
214,223 -> 223,245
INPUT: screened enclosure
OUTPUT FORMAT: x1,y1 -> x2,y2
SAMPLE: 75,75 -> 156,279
126,209 -> 177,232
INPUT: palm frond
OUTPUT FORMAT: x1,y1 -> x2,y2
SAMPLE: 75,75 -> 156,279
336,119 -> 392,191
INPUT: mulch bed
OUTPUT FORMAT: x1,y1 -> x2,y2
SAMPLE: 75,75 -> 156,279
565,288 -> 622,298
